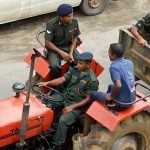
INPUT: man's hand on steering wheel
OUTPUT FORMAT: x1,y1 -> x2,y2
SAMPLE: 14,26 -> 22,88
32,84 -> 63,104
37,82 -> 48,87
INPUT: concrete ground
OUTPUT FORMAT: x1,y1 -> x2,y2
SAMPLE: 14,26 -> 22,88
0,0 -> 149,99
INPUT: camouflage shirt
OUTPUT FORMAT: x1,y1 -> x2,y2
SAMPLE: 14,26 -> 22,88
135,12 -> 150,35
63,66 -> 99,106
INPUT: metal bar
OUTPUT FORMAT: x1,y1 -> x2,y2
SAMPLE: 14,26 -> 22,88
113,94 -> 150,105
19,49 -> 41,147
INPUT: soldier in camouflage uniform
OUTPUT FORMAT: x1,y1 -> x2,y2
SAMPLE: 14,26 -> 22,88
38,52 -> 98,150
131,12 -> 150,46
45,4 -> 81,79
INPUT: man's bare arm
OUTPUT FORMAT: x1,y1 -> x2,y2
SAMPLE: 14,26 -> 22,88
131,26 -> 147,46
106,80 -> 121,101
69,37 -> 78,62
63,95 -> 90,114
69,37 -> 78,54
45,39 -> 70,61
38,76 -> 66,87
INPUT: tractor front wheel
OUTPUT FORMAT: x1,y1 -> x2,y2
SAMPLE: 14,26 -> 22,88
84,111 -> 150,150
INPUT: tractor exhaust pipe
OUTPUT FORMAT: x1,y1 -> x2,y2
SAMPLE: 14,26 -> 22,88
18,49 -> 41,148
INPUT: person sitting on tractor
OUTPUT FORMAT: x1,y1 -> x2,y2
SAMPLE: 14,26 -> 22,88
83,43 -> 136,136
38,52 -> 99,150
131,12 -> 150,46
90,43 -> 136,110
44,3 -> 81,80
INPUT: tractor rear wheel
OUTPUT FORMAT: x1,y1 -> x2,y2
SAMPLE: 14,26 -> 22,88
84,111 -> 150,150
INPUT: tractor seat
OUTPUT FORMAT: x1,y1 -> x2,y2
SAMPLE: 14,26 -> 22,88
24,47 -> 104,80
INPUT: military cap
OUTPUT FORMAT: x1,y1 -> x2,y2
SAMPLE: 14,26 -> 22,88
76,52 -> 93,61
57,4 -> 73,16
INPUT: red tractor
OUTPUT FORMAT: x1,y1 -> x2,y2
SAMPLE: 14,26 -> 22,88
0,31 -> 104,150
0,30 -> 150,150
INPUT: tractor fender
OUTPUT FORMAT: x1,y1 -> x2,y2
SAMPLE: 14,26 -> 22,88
86,91 -> 150,132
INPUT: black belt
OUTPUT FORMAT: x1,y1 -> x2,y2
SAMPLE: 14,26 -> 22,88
59,44 -> 70,47
57,42 -> 72,47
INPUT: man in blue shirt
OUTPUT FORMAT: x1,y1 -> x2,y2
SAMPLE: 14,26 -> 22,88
90,43 -> 136,111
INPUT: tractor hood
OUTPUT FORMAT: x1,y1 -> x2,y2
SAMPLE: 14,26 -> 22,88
0,92 -> 54,148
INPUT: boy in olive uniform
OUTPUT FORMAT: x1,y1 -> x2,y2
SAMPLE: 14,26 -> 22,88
45,4 -> 81,79
38,52 -> 98,150
131,12 -> 150,46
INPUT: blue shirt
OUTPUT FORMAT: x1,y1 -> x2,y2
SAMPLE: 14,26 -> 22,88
110,58 -> 136,107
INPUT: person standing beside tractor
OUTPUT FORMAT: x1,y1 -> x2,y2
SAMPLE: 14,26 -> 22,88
44,3 -> 81,79
38,52 -> 99,150
131,12 -> 150,46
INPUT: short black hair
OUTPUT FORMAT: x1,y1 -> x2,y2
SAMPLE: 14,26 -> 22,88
110,43 -> 124,58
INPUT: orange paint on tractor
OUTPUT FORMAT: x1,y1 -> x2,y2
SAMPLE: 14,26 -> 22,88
87,91 -> 150,132
24,47 -> 104,81
0,93 -> 54,148
1,46 -> 104,148
24,47 -> 50,79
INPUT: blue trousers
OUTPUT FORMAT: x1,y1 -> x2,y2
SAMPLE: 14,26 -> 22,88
90,84 -> 127,111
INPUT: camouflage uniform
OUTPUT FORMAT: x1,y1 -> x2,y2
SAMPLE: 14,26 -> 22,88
135,12 -> 150,44
50,66 -> 98,145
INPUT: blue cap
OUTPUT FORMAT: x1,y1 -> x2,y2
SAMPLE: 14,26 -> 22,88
57,4 -> 73,16
76,52 -> 93,61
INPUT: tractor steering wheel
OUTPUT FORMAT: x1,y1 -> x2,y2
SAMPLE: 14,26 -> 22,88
31,84 -> 64,102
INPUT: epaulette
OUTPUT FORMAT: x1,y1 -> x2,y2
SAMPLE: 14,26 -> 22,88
72,19 -> 78,25
48,17 -> 59,25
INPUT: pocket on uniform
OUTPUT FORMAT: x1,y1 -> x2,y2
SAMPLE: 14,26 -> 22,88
54,31 -> 64,42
